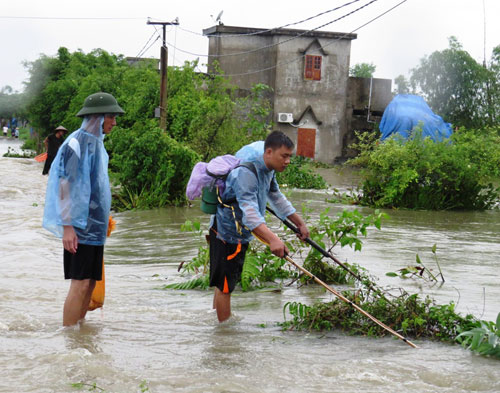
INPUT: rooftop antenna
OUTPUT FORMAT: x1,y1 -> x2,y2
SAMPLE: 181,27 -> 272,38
210,10 -> 224,25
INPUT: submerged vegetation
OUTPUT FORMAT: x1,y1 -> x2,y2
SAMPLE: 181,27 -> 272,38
2,146 -> 36,158
456,314 -> 500,358
348,127 -> 500,210
280,293 -> 478,341
163,207 -> 384,292
276,156 -> 328,190
167,207 -> 499,359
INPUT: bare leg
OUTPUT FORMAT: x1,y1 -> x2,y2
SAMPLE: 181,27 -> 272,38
213,287 -> 231,322
63,279 -> 96,326
79,280 -> 96,321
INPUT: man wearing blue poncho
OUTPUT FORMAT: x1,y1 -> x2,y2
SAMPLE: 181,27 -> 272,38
211,131 -> 310,322
42,92 -> 124,326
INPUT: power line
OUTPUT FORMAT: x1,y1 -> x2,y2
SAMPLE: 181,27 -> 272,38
168,0 -> 378,59
0,15 -> 144,20
179,0 -> 364,38
206,0 -> 410,77
135,30 -> 161,59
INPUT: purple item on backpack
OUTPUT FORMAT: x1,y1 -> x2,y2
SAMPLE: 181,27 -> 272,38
186,154 -> 241,200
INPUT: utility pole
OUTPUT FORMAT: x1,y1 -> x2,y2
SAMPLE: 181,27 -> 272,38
147,18 -> 179,131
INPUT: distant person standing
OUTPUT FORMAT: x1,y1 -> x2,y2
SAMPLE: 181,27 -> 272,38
42,125 -> 67,175
10,117 -> 17,138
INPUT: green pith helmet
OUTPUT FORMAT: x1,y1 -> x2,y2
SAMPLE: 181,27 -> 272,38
76,92 -> 125,117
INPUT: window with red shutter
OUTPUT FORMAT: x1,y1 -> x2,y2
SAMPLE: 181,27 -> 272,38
304,55 -> 322,81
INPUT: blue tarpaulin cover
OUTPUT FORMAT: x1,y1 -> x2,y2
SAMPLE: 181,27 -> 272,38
379,94 -> 452,141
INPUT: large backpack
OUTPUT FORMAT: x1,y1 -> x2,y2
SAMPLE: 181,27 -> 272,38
186,155 -> 276,214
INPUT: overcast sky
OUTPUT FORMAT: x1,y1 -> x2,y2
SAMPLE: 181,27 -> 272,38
1,0 -> 498,92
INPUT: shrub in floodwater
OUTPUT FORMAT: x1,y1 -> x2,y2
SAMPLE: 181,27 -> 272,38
280,291 -> 479,342
275,156 -> 328,190
163,207 -> 383,291
106,124 -> 199,210
348,127 -> 500,210
2,146 -> 36,158
162,218 -> 297,291
300,208 -> 385,285
456,313 -> 500,359
20,137 -> 37,151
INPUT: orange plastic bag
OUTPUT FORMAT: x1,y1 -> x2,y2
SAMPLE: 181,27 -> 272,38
88,215 -> 116,311
34,152 -> 47,162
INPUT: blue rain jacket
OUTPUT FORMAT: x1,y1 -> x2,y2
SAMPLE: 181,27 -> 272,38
42,116 -> 111,245
215,153 -> 295,244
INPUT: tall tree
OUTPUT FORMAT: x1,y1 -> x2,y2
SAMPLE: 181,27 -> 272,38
393,75 -> 411,95
349,63 -> 376,78
410,37 -> 499,128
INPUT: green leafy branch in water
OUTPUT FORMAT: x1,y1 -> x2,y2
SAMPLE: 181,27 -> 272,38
161,220 -> 210,290
298,208 -> 386,286
316,208 -> 386,252
2,146 -> 36,158
71,382 -> 106,392
163,207 -> 384,291
326,187 -> 362,205
456,313 -> 500,359
280,291 -> 479,342
162,218 -> 297,291
386,244 -> 445,284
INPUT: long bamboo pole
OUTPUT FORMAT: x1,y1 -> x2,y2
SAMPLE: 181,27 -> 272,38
284,254 -> 418,348
251,227 -> 418,348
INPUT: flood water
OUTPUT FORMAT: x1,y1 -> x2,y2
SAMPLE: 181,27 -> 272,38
1,137 -> 499,393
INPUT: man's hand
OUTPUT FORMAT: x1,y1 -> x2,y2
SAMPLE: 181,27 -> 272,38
269,237 -> 289,258
286,213 -> 310,241
296,223 -> 310,241
253,223 -> 289,258
63,225 -> 78,254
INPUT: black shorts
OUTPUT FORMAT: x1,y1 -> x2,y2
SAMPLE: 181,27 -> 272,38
64,244 -> 104,280
209,224 -> 248,294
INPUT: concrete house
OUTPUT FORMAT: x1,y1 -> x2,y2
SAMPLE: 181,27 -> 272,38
203,24 -> 390,163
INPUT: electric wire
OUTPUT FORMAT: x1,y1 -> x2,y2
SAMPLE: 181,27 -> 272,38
0,15 -> 144,20
204,0 -> 409,77
165,0 -> 378,59
137,35 -> 161,59
179,0 -> 364,37
135,30 -> 160,59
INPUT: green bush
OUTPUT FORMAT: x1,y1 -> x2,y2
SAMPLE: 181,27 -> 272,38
21,137 -> 37,151
280,293 -> 479,342
107,125 -> 199,210
276,156 -> 328,189
351,128 -> 500,210
456,313 -> 500,358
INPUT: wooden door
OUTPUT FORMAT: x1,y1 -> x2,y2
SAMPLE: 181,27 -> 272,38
297,128 -> 316,159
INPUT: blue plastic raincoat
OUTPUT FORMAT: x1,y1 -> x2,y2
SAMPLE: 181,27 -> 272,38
215,147 -> 295,244
42,116 -> 111,245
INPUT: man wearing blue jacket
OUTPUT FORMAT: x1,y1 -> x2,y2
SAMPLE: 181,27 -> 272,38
211,131 -> 310,322
43,92 -> 124,327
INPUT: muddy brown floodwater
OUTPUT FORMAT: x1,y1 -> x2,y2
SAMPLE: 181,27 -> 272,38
1,137 -> 499,393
